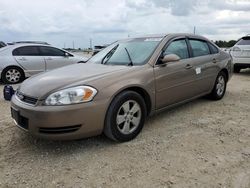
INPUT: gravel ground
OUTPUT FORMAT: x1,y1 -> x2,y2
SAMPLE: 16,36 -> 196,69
0,70 -> 250,188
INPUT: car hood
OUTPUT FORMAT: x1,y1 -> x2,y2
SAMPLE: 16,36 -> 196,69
19,63 -> 128,99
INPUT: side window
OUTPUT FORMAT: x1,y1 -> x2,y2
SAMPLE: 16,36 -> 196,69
208,42 -> 219,54
189,39 -> 210,57
12,46 -> 40,56
163,39 -> 189,59
39,46 -> 65,56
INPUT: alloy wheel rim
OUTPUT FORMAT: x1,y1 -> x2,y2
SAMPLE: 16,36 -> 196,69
6,69 -> 21,83
116,100 -> 142,135
216,75 -> 225,96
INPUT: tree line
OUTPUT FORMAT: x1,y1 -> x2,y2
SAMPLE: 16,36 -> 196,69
214,40 -> 237,48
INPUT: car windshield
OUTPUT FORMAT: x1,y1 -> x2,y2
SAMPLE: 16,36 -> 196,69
88,37 -> 163,66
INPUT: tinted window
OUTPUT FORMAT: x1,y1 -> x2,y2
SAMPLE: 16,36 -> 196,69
189,40 -> 210,57
208,42 -> 219,54
12,46 -> 40,56
39,46 -> 65,56
236,38 -> 250,45
163,39 -> 189,59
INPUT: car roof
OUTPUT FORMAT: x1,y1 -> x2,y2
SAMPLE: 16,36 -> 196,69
8,43 -> 51,47
126,33 -> 210,41
0,43 -> 57,54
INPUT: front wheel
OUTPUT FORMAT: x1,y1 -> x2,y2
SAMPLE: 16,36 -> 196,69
209,71 -> 227,100
104,91 -> 146,142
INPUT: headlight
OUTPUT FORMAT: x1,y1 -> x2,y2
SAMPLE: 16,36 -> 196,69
45,86 -> 97,105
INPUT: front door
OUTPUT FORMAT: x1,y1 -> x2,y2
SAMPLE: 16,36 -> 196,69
154,38 -> 197,109
39,46 -> 74,71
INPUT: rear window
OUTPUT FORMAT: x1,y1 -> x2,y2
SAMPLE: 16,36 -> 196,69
12,46 -> 40,56
236,37 -> 250,45
208,42 -> 219,54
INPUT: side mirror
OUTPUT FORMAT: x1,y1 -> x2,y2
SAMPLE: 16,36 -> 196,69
64,52 -> 70,57
160,54 -> 181,64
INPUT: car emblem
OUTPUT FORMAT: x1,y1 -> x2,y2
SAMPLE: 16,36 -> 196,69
17,92 -> 24,100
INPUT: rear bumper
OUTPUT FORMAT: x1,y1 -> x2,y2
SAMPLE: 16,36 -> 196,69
11,94 -> 108,140
232,57 -> 250,66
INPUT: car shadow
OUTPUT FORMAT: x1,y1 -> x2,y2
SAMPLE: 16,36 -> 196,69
236,68 -> 250,76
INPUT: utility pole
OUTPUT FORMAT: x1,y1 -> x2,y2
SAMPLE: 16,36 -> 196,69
89,38 -> 92,49
193,26 -> 196,35
72,41 -> 75,49
64,42 -> 66,49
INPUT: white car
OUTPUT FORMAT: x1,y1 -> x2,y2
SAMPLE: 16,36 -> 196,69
0,42 -> 88,84
230,35 -> 250,73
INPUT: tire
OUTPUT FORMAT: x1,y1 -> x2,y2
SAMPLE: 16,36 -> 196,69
2,66 -> 25,84
234,66 -> 241,73
104,90 -> 146,142
209,71 -> 227,100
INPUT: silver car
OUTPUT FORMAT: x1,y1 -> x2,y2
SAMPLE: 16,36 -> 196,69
230,35 -> 250,73
0,43 -> 88,84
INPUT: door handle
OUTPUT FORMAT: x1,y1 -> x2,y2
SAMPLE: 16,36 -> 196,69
18,57 -> 27,61
212,58 -> 217,63
185,64 -> 193,69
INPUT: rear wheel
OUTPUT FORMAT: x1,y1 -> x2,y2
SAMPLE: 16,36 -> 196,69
104,91 -> 146,142
209,71 -> 227,100
2,67 -> 25,84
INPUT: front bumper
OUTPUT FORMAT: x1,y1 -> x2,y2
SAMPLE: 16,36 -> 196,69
11,95 -> 108,140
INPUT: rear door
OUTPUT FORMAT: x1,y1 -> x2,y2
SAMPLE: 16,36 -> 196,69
187,39 -> 219,93
39,46 -> 75,70
13,46 -> 45,75
154,38 -> 198,109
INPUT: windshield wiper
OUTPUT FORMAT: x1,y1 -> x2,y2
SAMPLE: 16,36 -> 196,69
124,47 -> 133,66
101,44 -> 119,64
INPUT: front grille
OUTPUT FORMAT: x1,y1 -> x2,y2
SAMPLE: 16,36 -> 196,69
16,91 -> 38,105
39,125 -> 81,134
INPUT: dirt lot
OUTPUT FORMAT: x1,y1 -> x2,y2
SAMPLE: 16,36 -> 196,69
0,70 -> 250,188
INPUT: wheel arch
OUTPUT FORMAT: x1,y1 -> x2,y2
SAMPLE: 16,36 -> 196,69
220,68 -> 229,82
108,86 -> 152,117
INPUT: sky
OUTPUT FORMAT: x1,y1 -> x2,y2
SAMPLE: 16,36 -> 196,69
0,0 -> 250,48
